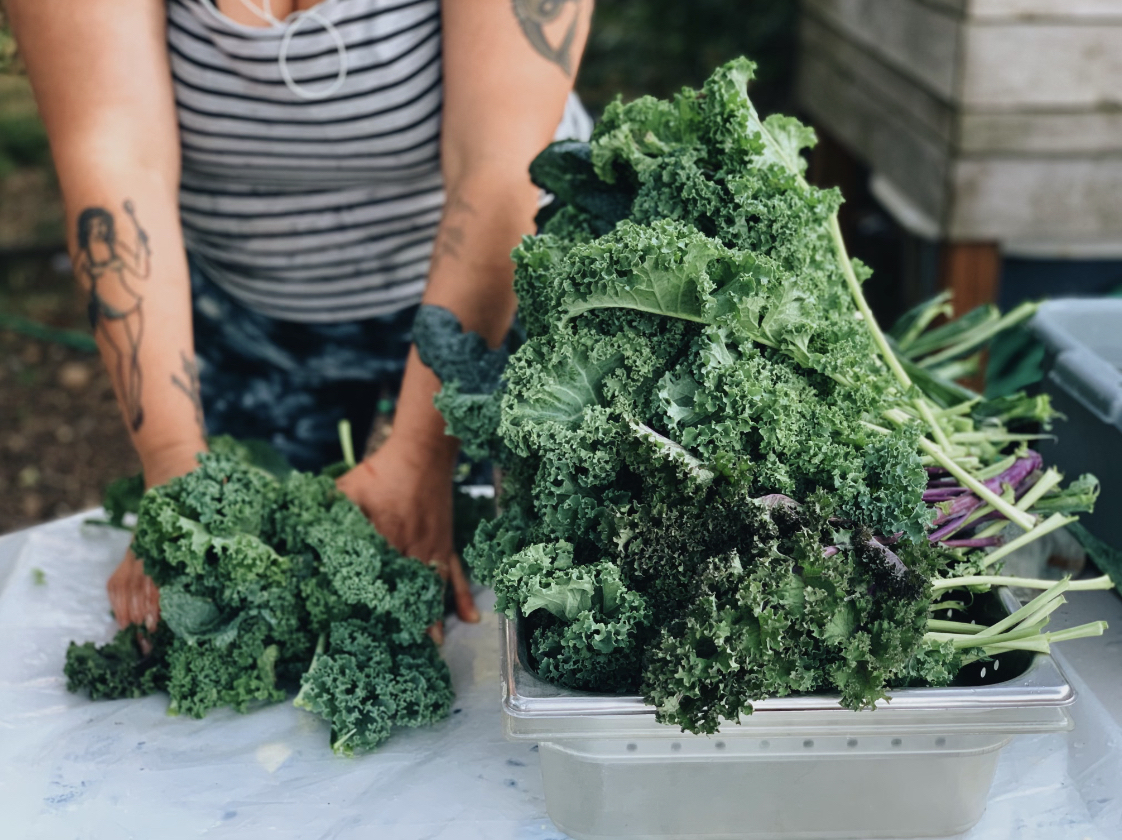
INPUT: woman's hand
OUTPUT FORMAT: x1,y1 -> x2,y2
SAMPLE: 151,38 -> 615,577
336,434 -> 479,643
107,444 -> 204,635
108,548 -> 160,633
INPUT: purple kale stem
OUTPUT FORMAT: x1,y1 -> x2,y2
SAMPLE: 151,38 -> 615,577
927,477 -> 960,488
931,494 -> 983,527
923,487 -> 969,502
822,546 -> 840,558
929,512 -> 973,542
926,466 -> 950,475
991,451 -> 1043,495
929,469 -> 1043,542
942,537 -> 1003,549
928,453 -> 1044,528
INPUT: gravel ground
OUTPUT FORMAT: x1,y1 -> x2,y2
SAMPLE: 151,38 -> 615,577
0,252 -> 140,533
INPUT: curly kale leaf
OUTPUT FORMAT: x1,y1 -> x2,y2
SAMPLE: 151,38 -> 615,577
433,380 -> 505,463
65,624 -> 172,700
102,473 -> 145,528
294,620 -> 454,756
413,304 -> 508,396
165,618 -> 287,718
530,139 -> 635,238
641,509 -> 945,734
496,542 -> 652,693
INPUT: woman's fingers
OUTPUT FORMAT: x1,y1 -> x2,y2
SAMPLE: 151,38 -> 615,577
141,574 -> 160,633
427,620 -> 445,645
107,550 -> 160,631
446,553 -> 479,623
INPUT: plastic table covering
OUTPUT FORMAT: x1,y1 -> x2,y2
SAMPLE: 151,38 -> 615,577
1,513 -> 1121,840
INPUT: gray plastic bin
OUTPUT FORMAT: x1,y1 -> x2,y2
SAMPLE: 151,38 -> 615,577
1030,299 -> 1122,551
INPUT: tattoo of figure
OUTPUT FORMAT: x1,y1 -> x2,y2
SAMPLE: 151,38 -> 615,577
74,200 -> 151,432
171,351 -> 206,438
511,0 -> 581,76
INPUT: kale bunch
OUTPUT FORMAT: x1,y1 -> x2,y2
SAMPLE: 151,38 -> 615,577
437,59 -> 1112,734
65,451 -> 452,755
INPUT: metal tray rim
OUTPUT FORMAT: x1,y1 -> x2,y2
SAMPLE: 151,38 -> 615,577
500,589 -> 1075,720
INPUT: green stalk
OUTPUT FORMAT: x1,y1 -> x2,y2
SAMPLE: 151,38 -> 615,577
981,513 -> 1077,569
929,356 -> 981,383
928,600 -> 968,613
922,454 -> 982,470
936,400 -> 981,418
1046,621 -> 1109,643
974,579 -> 1069,638
961,621 -> 1108,659
338,419 -> 356,469
975,639 -> 1051,655
975,453 -> 1019,481
919,438 -> 1037,530
896,293 -> 953,352
975,469 -> 1064,539
998,596 -> 1065,637
927,619 -> 985,634
924,625 -> 1045,648
1014,468 -> 1065,512
950,432 -> 1052,445
954,624 -> 1049,650
828,214 -> 913,391
932,573 -> 1115,593
917,399 -> 955,452
917,301 -> 1039,369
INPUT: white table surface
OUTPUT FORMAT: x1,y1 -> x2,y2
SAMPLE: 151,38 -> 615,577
1,513 -> 1121,840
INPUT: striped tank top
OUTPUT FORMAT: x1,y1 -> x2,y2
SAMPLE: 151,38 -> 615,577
167,0 -> 591,323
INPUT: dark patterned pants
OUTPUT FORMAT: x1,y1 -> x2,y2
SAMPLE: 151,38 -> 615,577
190,257 -> 415,472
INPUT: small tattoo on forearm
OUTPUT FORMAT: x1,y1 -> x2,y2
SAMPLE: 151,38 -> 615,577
512,0 -> 581,76
75,200 -> 151,432
430,196 -> 476,272
171,351 -> 206,438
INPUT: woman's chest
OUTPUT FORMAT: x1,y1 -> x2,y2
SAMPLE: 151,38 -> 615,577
168,0 -> 444,187
214,0 -> 326,28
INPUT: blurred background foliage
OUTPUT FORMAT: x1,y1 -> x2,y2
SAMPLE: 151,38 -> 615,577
578,0 -> 796,116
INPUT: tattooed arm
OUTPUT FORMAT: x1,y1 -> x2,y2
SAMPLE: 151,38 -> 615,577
9,0 -> 206,628
337,0 -> 593,635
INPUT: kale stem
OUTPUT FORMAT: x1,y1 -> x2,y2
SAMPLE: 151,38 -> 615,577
897,293 -> 953,352
1046,621 -> 1109,643
936,400 -> 981,418
927,619 -> 985,634
975,579 -> 1069,638
980,513 -> 1077,569
917,301 -> 1039,369
952,624 -> 1049,649
928,600 -> 967,613
974,469 -> 1065,539
827,213 -> 913,391
931,573 -> 1115,592
918,438 -> 1037,530
338,419 -> 356,470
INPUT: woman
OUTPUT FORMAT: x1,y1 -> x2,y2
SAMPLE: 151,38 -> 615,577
8,0 -> 593,640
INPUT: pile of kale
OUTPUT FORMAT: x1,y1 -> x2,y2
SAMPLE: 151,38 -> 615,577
65,443 -> 453,755
434,59 -> 1106,735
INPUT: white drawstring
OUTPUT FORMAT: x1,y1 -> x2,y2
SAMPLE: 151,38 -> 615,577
197,0 -> 349,101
